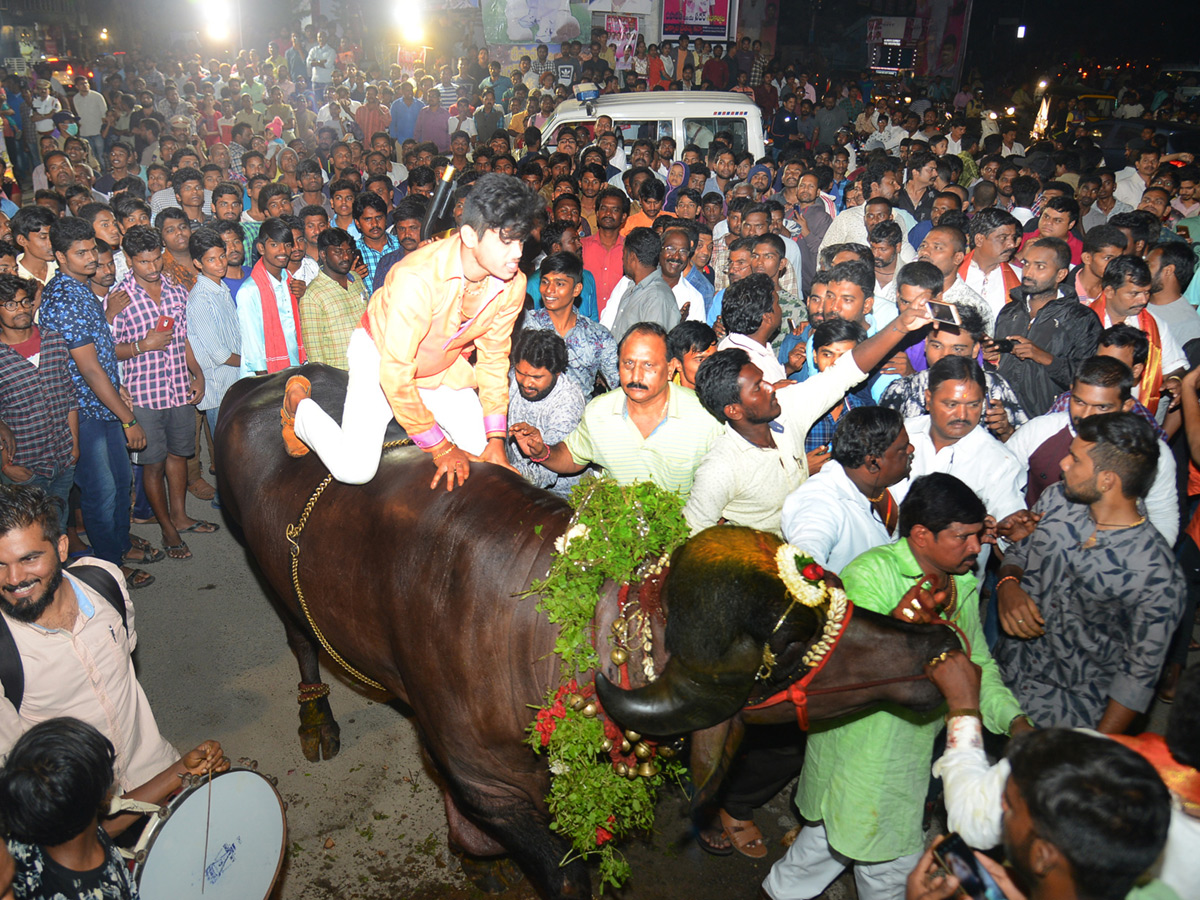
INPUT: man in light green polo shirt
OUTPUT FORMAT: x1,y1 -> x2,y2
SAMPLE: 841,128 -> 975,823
763,472 -> 1030,900
509,322 -> 722,496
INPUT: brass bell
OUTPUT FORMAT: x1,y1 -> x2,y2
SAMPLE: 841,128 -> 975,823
620,739 -> 631,753
634,742 -> 651,759
626,767 -> 638,780
624,730 -> 641,742
658,745 -> 675,759
566,693 -> 584,710
637,761 -> 658,778
610,647 -> 628,666
614,762 -> 628,777
601,738 -> 613,752
581,702 -> 598,718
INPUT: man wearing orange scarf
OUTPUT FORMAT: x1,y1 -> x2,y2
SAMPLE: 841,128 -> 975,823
236,218 -> 305,377
285,175 -> 544,490
958,207 -> 1023,323
1088,255 -> 1186,418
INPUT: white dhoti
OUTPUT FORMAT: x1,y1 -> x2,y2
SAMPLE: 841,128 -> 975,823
293,328 -> 488,484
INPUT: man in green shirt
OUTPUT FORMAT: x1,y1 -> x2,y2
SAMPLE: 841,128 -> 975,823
764,472 -> 1029,900
509,322 -> 722,496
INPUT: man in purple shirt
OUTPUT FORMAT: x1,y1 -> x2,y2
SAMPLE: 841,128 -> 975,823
412,89 -> 450,153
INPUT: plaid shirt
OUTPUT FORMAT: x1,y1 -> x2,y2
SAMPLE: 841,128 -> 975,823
229,140 -> 246,178
0,328 -> 77,476
37,273 -> 121,421
356,233 -> 400,294
112,272 -> 192,410
299,270 -> 368,367
804,388 -> 872,453
711,237 -> 732,292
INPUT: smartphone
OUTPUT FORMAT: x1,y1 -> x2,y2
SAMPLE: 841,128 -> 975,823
925,300 -> 962,326
991,338 -> 1016,353
155,315 -> 174,332
1178,224 -> 1191,240
932,834 -> 1007,900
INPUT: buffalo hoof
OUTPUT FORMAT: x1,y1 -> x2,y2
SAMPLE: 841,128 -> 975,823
454,852 -> 525,894
298,698 -> 341,762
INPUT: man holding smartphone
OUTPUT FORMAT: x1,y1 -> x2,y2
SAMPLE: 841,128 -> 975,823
112,226 -> 213,561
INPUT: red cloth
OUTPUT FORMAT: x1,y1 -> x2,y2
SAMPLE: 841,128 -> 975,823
251,260 -> 305,373
12,326 -> 41,360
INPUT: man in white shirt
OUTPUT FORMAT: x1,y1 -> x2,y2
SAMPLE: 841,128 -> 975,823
1114,145 -> 1160,209
959,207 -> 1023,322
780,406 -> 911,571
682,300 -> 932,536
306,31 -> 337,101
892,355 -> 1026,528
818,164 -> 916,257
30,79 -> 60,136
71,76 -> 107,168
1005,355 -> 1178,545
714,273 -> 796,383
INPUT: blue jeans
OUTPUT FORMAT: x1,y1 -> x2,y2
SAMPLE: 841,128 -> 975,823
1,462 -> 76,533
74,418 -> 132,567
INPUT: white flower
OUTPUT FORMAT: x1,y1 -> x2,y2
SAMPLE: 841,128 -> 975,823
553,523 -> 590,553
550,760 -> 570,775
775,544 -> 827,608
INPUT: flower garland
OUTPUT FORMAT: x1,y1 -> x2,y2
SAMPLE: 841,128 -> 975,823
523,479 -> 690,890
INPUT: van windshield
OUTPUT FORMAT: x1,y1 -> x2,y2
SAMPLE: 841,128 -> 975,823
684,117 -> 749,153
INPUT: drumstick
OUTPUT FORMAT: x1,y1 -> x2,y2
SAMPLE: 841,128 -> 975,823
201,767 -> 213,893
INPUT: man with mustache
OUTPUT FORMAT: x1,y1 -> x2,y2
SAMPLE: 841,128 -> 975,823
892,355 -> 1026,541
1086,255 -> 1186,419
958,207 -> 1022,323
764,472 -> 1029,900
0,484 -> 230,831
1007,355 -> 1179,547
985,237 -> 1102,420
509,322 -> 723,497
994,412 -> 1185,731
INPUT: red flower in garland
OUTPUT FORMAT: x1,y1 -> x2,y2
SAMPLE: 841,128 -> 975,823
535,709 -> 558,746
549,700 -> 567,719
802,563 -> 825,581
595,826 -> 613,846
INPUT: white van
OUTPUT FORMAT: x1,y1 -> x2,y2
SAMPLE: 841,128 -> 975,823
539,91 -> 766,160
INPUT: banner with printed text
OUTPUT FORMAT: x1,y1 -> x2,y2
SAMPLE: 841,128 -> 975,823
661,0 -> 734,41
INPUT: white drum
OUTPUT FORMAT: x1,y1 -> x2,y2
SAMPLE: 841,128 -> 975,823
132,767 -> 287,900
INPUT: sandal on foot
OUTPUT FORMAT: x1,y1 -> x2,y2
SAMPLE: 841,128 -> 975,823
123,546 -> 166,565
129,535 -> 154,553
187,477 -> 215,500
163,541 -> 192,560
178,520 -> 220,534
696,825 -> 734,857
719,810 -> 767,859
124,568 -> 155,590
282,375 -> 311,457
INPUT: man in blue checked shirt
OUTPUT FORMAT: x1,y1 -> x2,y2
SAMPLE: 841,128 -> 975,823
352,192 -> 398,294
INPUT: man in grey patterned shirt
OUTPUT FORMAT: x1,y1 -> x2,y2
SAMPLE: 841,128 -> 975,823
879,287 -> 1027,440
994,412 -> 1185,732
506,329 -> 585,498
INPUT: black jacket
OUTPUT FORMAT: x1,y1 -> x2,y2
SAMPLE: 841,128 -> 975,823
991,281 -> 1102,418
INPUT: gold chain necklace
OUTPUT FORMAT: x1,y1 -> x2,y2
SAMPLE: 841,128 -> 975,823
1078,515 -> 1146,550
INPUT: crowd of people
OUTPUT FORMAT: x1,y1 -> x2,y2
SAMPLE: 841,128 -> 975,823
0,16 -> 1198,900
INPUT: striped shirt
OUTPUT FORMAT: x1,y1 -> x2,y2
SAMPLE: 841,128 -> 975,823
299,270 -> 368,368
112,272 -> 192,410
0,327 -> 76,476
356,233 -> 400,294
37,273 -> 121,422
186,276 -> 241,412
563,383 -> 722,496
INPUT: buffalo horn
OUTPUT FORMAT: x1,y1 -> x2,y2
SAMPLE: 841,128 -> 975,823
594,635 -> 761,736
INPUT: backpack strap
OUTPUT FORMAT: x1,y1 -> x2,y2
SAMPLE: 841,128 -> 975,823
0,563 -> 127,715
0,614 -> 22,714
68,563 -> 128,633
